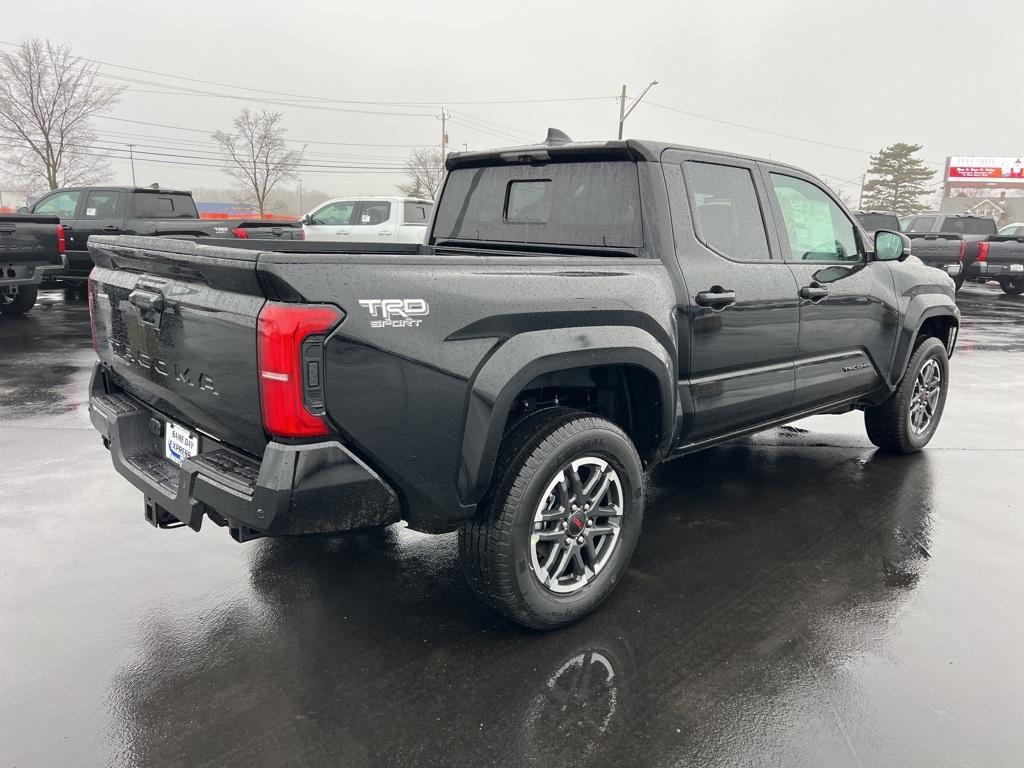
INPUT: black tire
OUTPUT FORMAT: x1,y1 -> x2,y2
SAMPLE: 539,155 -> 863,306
458,408 -> 644,630
0,285 -> 38,315
1000,278 -> 1024,296
865,336 -> 949,454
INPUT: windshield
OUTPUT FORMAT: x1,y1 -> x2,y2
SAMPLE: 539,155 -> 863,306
940,217 -> 997,235
856,213 -> 900,232
433,160 -> 642,249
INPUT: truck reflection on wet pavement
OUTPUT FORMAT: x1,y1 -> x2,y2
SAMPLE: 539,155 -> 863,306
1,284 -> 1021,767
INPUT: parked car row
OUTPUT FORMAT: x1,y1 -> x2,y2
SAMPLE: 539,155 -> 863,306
854,209 -> 1023,295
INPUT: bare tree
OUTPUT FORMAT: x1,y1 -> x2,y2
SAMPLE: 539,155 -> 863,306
397,148 -> 445,199
212,109 -> 304,217
0,39 -> 124,190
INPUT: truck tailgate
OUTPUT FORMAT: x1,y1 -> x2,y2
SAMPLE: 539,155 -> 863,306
0,214 -> 61,266
89,236 -> 267,456
909,233 -> 963,265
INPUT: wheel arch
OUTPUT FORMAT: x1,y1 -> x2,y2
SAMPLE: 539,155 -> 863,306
891,304 -> 959,387
458,326 -> 674,505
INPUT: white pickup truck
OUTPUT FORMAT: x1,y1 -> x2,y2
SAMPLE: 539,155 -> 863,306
302,196 -> 433,243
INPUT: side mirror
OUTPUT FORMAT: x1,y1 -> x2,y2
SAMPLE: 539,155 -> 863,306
16,206 -> 28,214
874,230 -> 911,262
301,214 -> 311,225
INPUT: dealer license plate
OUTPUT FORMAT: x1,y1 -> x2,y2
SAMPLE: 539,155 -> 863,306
165,421 -> 198,465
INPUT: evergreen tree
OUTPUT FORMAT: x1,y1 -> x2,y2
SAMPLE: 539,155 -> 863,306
861,143 -> 936,215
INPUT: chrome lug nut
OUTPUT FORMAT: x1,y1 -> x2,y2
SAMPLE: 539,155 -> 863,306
561,520 -> 568,529
576,535 -> 584,544
586,518 -> 595,527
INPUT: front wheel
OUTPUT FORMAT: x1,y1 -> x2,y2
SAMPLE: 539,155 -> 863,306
458,409 -> 644,630
865,336 -> 949,454
1000,278 -> 1024,296
0,286 -> 38,315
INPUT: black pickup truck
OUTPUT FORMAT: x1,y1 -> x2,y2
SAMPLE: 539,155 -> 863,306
902,213 -> 998,291
969,236 -> 1024,294
24,186 -> 303,283
86,137 -> 960,629
0,213 -> 66,315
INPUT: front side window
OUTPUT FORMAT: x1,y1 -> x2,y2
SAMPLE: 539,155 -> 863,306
34,190 -> 81,218
770,174 -> 861,262
356,201 -> 392,226
83,191 -> 119,219
683,161 -> 771,261
310,201 -> 356,226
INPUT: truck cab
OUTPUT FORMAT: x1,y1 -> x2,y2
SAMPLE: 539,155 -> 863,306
302,196 -> 433,244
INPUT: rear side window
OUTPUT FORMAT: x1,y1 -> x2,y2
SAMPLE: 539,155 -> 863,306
132,193 -> 198,219
83,191 -> 119,219
356,201 -> 392,226
403,201 -> 432,225
433,160 -> 642,249
940,217 -> 997,235
683,161 -> 771,261
906,216 -> 935,233
856,213 -> 900,232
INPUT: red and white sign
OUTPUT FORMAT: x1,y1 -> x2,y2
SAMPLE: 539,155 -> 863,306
947,156 -> 1024,184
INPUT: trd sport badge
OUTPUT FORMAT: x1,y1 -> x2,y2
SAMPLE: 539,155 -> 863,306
358,299 -> 429,328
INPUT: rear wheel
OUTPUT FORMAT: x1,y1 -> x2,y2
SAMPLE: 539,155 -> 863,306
0,286 -> 38,315
865,337 -> 949,454
1000,278 -> 1024,296
458,408 -> 644,629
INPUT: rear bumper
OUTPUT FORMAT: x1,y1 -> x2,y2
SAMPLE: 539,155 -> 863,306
88,365 -> 401,539
965,261 -> 1024,281
1,255 -> 67,288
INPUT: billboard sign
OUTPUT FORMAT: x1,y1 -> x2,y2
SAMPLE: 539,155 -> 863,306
947,156 -> 1024,184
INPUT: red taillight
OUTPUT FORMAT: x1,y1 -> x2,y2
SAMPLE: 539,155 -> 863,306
87,274 -> 98,353
958,239 -> 966,262
232,226 -> 249,239
56,224 -> 66,254
977,242 -> 989,262
257,302 -> 342,438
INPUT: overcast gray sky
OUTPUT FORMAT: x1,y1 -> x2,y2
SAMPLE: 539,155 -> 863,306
3,0 -> 1022,204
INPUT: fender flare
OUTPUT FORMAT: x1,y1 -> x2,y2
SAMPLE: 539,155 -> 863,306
457,326 -> 675,505
890,302 -> 959,386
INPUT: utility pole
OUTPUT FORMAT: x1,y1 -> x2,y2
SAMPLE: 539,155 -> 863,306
439,107 -> 450,162
127,144 -> 137,186
297,178 -> 303,215
857,174 -> 866,209
617,80 -> 659,140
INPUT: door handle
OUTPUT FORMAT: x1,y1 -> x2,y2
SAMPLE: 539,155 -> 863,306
102,226 -> 120,233
695,288 -> 737,308
799,284 -> 830,301
62,225 -> 74,232
378,232 -> 392,236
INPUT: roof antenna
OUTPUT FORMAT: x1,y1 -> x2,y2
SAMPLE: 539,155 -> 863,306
544,128 -> 572,145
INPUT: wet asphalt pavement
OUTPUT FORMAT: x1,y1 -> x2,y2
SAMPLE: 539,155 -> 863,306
1,284 -> 1022,767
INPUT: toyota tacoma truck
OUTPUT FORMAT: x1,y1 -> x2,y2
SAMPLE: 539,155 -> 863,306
24,185 -> 302,284
968,235 -> 1024,294
86,135 -> 960,629
0,213 -> 66,314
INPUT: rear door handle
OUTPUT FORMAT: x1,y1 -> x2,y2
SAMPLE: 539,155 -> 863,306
695,288 -> 737,308
102,226 -> 121,233
799,284 -> 830,301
